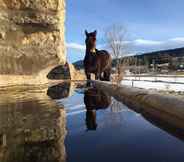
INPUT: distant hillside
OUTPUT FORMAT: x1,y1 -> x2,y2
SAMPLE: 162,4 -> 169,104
73,47 -> 184,69
138,47 -> 184,58
73,60 -> 84,70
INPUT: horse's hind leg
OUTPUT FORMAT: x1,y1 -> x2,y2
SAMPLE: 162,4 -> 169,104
95,73 -> 100,80
95,70 -> 102,80
104,69 -> 111,81
100,73 -> 104,81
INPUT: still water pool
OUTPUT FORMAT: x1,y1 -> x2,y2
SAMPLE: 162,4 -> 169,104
0,82 -> 184,162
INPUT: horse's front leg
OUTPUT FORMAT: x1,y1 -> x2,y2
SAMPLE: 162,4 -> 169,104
95,70 -> 101,80
86,73 -> 91,80
85,72 -> 91,86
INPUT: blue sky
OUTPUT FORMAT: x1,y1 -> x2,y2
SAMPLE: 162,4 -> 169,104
66,0 -> 184,63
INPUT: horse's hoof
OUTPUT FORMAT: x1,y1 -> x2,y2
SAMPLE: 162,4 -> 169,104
86,82 -> 91,87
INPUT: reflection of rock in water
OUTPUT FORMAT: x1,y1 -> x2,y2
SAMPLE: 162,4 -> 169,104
141,110 -> 184,142
47,82 -> 76,100
84,88 -> 111,130
0,86 -> 66,162
47,82 -> 71,100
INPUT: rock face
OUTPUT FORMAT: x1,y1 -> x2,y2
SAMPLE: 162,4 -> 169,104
0,0 -> 65,81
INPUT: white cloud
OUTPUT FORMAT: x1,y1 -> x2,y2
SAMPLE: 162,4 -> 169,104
129,37 -> 184,54
97,43 -> 107,49
66,43 -> 85,51
66,42 -> 108,51
169,37 -> 184,43
133,39 -> 163,46
66,37 -> 184,55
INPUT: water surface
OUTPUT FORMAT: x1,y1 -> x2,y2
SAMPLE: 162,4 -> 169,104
0,82 -> 184,162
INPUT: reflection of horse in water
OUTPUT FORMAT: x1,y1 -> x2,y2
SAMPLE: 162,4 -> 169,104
84,88 -> 111,130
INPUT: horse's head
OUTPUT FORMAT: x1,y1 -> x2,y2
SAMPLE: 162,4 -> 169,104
85,30 -> 97,52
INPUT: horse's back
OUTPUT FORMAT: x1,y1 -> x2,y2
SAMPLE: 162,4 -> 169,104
96,50 -> 112,69
97,50 -> 110,56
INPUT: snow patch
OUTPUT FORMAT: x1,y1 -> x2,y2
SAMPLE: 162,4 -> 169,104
121,78 -> 184,92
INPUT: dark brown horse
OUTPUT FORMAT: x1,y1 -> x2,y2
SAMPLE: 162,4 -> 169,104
84,30 -> 112,83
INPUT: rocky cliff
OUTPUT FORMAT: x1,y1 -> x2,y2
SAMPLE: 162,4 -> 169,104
0,0 -> 66,84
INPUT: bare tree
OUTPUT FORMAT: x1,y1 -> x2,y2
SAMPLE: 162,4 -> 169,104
105,24 -> 129,84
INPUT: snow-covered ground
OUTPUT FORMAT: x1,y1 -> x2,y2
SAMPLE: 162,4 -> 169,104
121,76 -> 184,92
124,76 -> 184,83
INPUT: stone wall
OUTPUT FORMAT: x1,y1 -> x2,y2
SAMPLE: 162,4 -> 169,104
0,0 -> 66,84
92,80 -> 184,130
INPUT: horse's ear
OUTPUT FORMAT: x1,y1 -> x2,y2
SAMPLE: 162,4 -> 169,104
94,30 -> 97,36
85,30 -> 88,36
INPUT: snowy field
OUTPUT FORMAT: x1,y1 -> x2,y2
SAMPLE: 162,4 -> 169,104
124,76 -> 184,84
121,76 -> 184,92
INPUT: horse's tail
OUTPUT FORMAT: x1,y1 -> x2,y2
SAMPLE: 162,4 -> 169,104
105,52 -> 112,70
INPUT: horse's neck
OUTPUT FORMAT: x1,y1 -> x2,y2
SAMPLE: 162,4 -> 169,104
85,47 -> 97,57
86,45 -> 97,52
